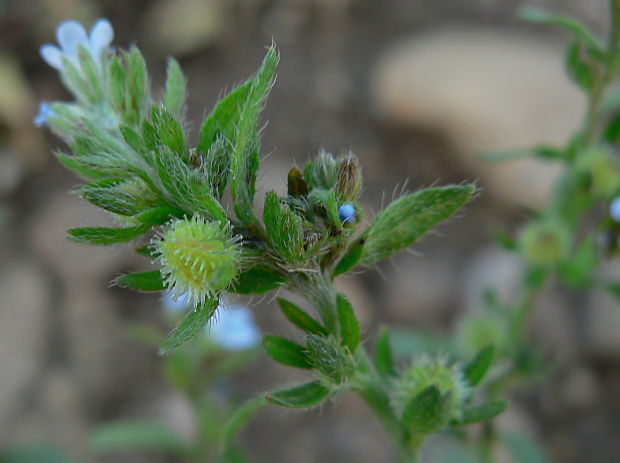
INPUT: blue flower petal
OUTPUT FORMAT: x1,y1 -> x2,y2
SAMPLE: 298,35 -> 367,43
209,306 -> 260,351
40,44 -> 63,70
89,18 -> 114,59
33,102 -> 53,127
610,197 -> 620,223
56,20 -> 88,56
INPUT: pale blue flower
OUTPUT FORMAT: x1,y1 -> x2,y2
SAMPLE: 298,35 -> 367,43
40,19 -> 113,70
161,292 -> 260,351
338,203 -> 356,224
33,102 -> 53,127
209,303 -> 260,351
610,196 -> 620,222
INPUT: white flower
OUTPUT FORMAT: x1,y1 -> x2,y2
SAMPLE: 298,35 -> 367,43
40,18 -> 114,71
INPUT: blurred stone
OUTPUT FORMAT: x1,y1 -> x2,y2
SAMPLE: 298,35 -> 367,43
29,191 -> 130,282
0,260 -> 50,440
63,283 -> 138,401
460,245 -> 524,313
0,149 -> 24,196
560,367 -> 598,410
373,29 -> 583,210
584,287 -> 620,358
141,0 -> 225,55
384,252 -> 458,325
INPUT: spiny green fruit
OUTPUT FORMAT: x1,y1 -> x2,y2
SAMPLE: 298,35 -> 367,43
518,219 -> 571,266
154,216 -> 240,307
574,148 -> 620,198
393,356 -> 469,420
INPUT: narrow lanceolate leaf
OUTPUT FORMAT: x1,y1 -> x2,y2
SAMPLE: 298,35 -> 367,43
266,381 -> 330,408
198,80 -> 252,153
337,294 -> 360,352
89,420 -> 193,457
114,271 -> 166,291
229,266 -> 286,295
221,396 -> 267,451
361,185 -> 476,265
262,335 -> 311,369
375,326 -> 396,378
79,179 -> 144,216
163,58 -> 186,117
333,238 -> 364,276
519,7 -> 604,60
402,385 -> 451,434
277,298 -> 327,336
263,191 -> 305,263
454,401 -> 508,426
464,344 -> 495,387
230,46 -> 279,232
137,206 -> 186,226
68,225 -> 148,245
160,298 -> 219,355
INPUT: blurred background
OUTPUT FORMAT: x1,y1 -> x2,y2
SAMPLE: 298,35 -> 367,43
0,0 -> 618,461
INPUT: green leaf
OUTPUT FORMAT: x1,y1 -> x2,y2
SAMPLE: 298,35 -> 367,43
478,145 -> 564,163
520,7 -> 604,60
160,298 -> 219,355
603,112 -> 620,143
148,106 -> 186,157
277,298 -> 327,336
68,225 -> 148,245
77,45 -> 104,102
454,401 -> 508,425
55,152 -> 109,180
501,432 -> 550,463
375,326 -> 396,378
89,420 -> 193,457
230,46 -> 279,232
79,179 -> 145,216
361,185 -> 476,265
137,206 -> 185,226
565,41 -> 594,91
114,271 -> 166,291
221,396 -> 267,451
262,335 -> 311,368
120,125 -> 145,153
558,236 -> 598,289
124,47 -> 149,125
198,81 -> 252,153
163,58 -> 186,117
263,191 -> 305,263
333,238 -> 364,276
266,381 -> 331,408
0,445 -> 79,463
337,294 -> 360,352
229,266 -> 286,294
204,136 -> 232,199
402,385 -> 451,434
463,344 -> 495,386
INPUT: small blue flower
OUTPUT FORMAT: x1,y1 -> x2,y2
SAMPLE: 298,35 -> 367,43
40,18 -> 114,71
33,102 -> 53,127
610,196 -> 620,223
209,303 -> 260,351
338,203 -> 356,224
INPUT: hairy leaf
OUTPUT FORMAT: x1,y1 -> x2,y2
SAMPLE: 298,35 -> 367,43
464,344 -> 495,386
262,335 -> 311,369
160,298 -> 219,355
114,271 -> 166,291
337,294 -> 360,352
68,225 -> 148,245
229,266 -> 286,294
361,185 -> 476,265
277,298 -> 327,336
266,381 -> 330,408
163,58 -> 186,117
375,326 -> 396,378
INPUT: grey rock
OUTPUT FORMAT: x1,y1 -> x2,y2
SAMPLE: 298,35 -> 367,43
373,28 -> 583,210
0,260 -> 50,441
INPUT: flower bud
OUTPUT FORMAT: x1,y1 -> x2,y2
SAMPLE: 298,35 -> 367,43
574,148 -> 620,198
393,357 -> 468,421
306,150 -> 337,190
306,334 -> 355,385
335,153 -> 362,200
287,167 -> 309,197
154,216 -> 240,307
517,219 -> 570,266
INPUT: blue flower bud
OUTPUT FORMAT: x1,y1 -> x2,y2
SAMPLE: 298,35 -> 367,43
33,102 -> 53,127
610,196 -> 620,223
338,203 -> 356,224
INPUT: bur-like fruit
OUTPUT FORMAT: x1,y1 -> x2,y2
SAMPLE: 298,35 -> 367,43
154,216 -> 240,307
